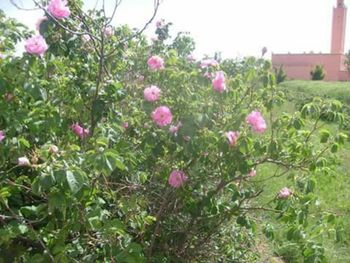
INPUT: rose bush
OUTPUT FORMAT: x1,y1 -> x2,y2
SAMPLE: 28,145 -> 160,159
0,2 -> 347,262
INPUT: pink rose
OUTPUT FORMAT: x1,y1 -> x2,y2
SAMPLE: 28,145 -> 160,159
70,123 -> 89,139
35,16 -> 48,31
225,131 -> 239,147
278,187 -> 292,199
147,55 -> 164,71
212,71 -> 226,93
104,26 -> 113,37
200,58 -> 219,68
25,35 -> 48,56
144,85 -> 161,102
248,169 -> 256,177
122,122 -> 129,129
48,0 -> 71,19
168,170 -> 188,188
18,156 -> 31,167
169,122 -> 182,135
0,131 -> 5,142
246,111 -> 267,133
151,106 -> 173,127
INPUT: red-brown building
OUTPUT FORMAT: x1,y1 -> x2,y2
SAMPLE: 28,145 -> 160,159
272,0 -> 350,81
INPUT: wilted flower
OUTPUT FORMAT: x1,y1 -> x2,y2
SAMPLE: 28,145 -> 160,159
25,35 -> 48,56
187,54 -> 196,62
168,170 -> 188,188
147,55 -> 164,71
49,145 -> 59,154
18,157 -> 31,167
103,26 -> 113,37
144,85 -> 161,102
48,0 -> 71,19
200,58 -> 219,68
246,111 -> 267,133
156,19 -> 165,29
169,122 -> 182,136
225,131 -> 239,147
248,169 -> 256,177
261,46 -> 268,57
212,71 -> 226,93
278,187 -> 292,199
151,106 -> 173,127
82,34 -> 91,43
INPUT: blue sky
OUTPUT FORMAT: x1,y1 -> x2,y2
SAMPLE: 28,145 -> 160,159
1,0 -> 350,58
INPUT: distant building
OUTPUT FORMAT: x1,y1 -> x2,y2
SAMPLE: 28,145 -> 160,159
272,0 -> 350,81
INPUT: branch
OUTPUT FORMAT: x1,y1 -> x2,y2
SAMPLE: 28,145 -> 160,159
106,0 -> 161,58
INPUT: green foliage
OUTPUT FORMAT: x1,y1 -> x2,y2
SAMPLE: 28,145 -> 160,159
310,65 -> 326,81
274,65 -> 287,84
0,7 -> 347,263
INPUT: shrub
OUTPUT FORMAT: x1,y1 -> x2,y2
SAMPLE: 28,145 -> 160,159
310,65 -> 325,80
0,3 -> 346,262
274,65 -> 287,84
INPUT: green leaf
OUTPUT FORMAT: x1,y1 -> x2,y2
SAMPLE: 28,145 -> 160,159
66,170 -> 84,194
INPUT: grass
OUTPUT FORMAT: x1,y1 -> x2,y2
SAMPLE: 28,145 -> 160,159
256,80 -> 350,262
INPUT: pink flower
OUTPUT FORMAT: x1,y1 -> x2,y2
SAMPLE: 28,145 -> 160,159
18,157 -> 31,167
278,187 -> 292,199
151,106 -> 173,127
144,85 -> 161,102
200,58 -> 219,68
169,122 -> 182,135
147,55 -> 164,71
0,131 -> 5,142
35,16 -> 48,31
122,122 -> 129,129
246,111 -> 267,133
212,71 -> 226,93
25,35 -> 48,56
248,169 -> 256,177
225,131 -> 239,147
168,170 -> 188,188
49,145 -> 59,154
70,123 -> 89,139
48,0 -> 71,19
104,26 -> 113,37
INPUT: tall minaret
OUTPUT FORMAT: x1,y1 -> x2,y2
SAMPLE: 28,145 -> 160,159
331,0 -> 347,54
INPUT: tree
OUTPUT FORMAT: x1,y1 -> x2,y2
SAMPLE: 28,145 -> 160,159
310,65 -> 326,80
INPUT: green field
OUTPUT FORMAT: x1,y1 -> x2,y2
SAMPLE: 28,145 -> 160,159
258,80 -> 350,262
